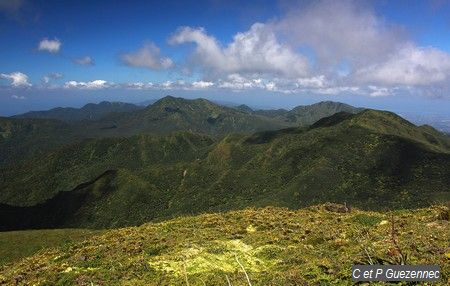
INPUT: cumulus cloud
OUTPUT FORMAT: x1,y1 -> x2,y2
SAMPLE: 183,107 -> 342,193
0,72 -> 31,87
192,80 -> 214,89
24,0 -> 450,98
122,80 -> 212,91
367,86 -> 392,97
64,80 -> 112,89
73,56 -> 94,66
121,43 -> 173,70
355,45 -> 450,85
314,86 -> 360,95
38,38 -> 61,53
124,82 -> 154,89
169,23 -> 309,78
217,74 -> 267,90
42,72 -> 63,84
11,94 -> 26,100
164,1 -> 450,97
276,0 -> 404,68
296,76 -> 326,88
271,0 -> 450,92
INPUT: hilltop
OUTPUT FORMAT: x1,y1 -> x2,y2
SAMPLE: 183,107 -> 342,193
0,205 -> 448,285
79,96 -> 290,138
255,100 -> 364,126
234,100 -> 363,126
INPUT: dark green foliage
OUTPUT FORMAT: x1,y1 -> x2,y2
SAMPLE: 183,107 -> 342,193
0,117 -> 76,164
351,214 -> 382,226
1,109 -> 449,229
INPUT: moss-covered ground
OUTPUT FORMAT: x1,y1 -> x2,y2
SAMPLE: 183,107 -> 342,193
0,229 -> 101,266
0,204 -> 448,285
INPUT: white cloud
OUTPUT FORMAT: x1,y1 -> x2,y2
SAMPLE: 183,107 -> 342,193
42,72 -> 63,84
355,45 -> 450,86
38,38 -> 61,53
368,86 -> 392,97
192,80 -> 214,89
121,43 -> 173,70
64,80 -> 112,89
296,76 -> 326,88
314,86 -> 360,95
0,72 -> 31,87
170,23 -> 309,78
164,1 -> 450,97
9,0 -> 450,99
73,56 -> 94,66
217,74 -> 266,90
124,82 -> 154,89
11,94 -> 26,100
276,0 -> 404,68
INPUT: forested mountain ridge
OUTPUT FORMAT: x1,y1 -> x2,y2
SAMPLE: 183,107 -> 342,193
1,109 -> 449,230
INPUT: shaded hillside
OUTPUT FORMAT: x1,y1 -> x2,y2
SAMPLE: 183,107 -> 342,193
13,101 -> 142,122
0,117 -> 76,164
0,132 -> 214,206
1,110 -> 449,229
0,206 -> 448,285
0,170 -> 117,231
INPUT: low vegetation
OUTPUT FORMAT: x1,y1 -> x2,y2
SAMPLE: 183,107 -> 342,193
0,205 -> 448,285
0,229 -> 101,266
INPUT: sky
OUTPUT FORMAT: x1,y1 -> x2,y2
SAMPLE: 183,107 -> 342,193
1,0 -> 450,117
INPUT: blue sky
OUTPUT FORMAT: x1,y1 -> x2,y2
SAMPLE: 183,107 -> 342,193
1,0 -> 450,117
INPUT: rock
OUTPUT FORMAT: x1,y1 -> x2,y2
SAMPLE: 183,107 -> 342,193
323,203 -> 351,213
436,207 -> 449,221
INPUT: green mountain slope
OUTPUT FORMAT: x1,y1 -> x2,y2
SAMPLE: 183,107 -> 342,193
1,97 -> 366,166
13,101 -> 142,122
0,206 -> 448,285
0,132 -> 214,206
253,100 -> 364,126
78,96 -> 290,138
0,97 -> 292,165
1,110 -> 449,229
0,117 -> 76,164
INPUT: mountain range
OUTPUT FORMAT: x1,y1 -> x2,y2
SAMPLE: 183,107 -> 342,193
1,97 -> 449,230
0,97 -> 362,165
12,101 -> 142,122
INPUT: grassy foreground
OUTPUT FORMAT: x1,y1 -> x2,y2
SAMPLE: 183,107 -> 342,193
0,204 -> 449,285
0,229 -> 102,266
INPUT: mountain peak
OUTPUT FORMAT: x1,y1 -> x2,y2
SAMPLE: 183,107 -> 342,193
236,104 -> 253,113
151,96 -> 191,107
